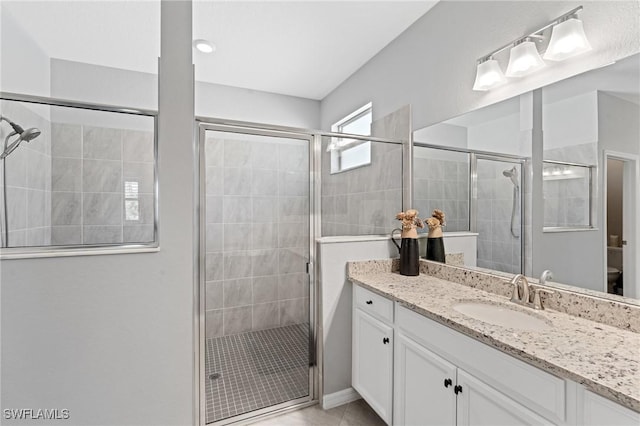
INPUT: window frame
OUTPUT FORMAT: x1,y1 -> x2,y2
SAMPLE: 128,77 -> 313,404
330,102 -> 373,174
542,160 -> 596,232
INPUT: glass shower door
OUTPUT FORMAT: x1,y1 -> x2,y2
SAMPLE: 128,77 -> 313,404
475,157 -> 523,274
200,127 -> 313,424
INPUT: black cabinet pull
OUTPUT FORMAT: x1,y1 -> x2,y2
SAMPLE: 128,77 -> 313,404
382,337 -> 390,344
444,378 -> 452,388
454,385 -> 462,394
365,300 -> 373,305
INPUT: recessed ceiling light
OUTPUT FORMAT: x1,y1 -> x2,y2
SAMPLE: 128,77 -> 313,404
193,39 -> 215,54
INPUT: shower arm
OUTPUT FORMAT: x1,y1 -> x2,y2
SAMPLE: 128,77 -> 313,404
0,115 -> 24,135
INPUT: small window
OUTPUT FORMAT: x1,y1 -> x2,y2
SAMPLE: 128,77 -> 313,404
125,181 -> 140,221
543,161 -> 595,230
329,103 -> 372,174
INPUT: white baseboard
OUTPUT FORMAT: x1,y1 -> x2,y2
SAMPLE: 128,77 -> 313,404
322,387 -> 361,410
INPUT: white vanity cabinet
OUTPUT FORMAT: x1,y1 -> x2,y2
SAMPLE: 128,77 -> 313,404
352,286 -> 394,424
394,303 -> 563,426
352,283 -> 638,426
394,331 -> 550,426
578,388 -> 640,426
394,332 -> 457,425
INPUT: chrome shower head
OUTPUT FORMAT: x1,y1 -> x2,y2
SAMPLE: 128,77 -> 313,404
502,166 -> 519,188
0,116 -> 41,159
20,127 -> 41,142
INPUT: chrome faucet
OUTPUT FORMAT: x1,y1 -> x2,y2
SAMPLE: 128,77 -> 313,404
509,274 -> 531,305
539,270 -> 553,285
510,273 -> 556,310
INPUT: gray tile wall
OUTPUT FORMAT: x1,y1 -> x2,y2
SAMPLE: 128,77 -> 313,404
321,105 -> 407,237
205,136 -> 310,338
475,161 -> 522,274
321,139 -> 403,236
413,157 -> 470,232
0,100 -> 52,247
543,144 -> 593,228
50,124 -> 154,245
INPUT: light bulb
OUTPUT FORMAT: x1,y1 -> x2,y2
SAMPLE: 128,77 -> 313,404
544,18 -> 592,61
193,39 -> 215,54
506,40 -> 545,77
472,58 -> 507,91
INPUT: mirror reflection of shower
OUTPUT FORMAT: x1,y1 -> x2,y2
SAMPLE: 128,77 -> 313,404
503,166 -> 520,239
0,115 -> 41,247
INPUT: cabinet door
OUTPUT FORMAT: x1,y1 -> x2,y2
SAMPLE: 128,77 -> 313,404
353,308 -> 393,424
580,388 -> 640,426
394,332 -> 457,426
456,370 -> 553,426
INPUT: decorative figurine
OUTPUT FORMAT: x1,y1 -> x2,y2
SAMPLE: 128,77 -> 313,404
425,209 -> 446,263
392,209 -> 424,276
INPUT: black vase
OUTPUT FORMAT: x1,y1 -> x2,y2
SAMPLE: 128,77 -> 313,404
426,237 -> 446,263
392,237 -> 420,276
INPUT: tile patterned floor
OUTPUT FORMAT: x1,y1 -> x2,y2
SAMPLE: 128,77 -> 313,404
206,324 -> 309,424
248,399 -> 386,426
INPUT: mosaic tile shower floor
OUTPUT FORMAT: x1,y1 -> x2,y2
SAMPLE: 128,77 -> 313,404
205,324 -> 309,424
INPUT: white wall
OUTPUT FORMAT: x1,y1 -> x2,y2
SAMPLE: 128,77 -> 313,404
543,91 -> 598,151
413,122 -> 467,150
320,1 -> 640,132
51,59 -> 158,110
318,237 -> 398,398
0,3 -> 195,425
50,59 -> 320,129
195,81 -> 320,129
467,112 -> 527,157
0,8 -> 50,97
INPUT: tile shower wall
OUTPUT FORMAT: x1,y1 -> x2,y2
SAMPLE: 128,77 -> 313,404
204,136 -> 309,338
50,124 -> 154,245
321,140 -> 403,236
543,144 -> 594,228
476,160 -> 522,274
0,100 -> 52,247
413,157 -> 469,232
321,105 -> 407,237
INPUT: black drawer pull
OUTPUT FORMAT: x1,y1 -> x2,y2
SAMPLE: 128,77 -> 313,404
382,337 -> 390,344
365,300 -> 373,305
454,385 -> 462,394
444,378 -> 452,388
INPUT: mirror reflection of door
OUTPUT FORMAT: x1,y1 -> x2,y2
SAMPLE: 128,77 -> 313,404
606,158 -> 624,295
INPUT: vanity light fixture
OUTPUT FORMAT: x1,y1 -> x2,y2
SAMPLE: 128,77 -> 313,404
193,39 -> 215,54
472,6 -> 591,91
544,15 -> 592,61
505,38 -> 546,77
472,57 -> 507,91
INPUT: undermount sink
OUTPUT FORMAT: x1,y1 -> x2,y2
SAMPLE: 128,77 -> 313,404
453,301 -> 551,331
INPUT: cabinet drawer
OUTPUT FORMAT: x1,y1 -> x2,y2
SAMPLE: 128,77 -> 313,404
397,304 -> 566,424
354,285 -> 394,323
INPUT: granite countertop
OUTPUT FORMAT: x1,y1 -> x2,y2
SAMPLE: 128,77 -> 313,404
348,261 -> 640,413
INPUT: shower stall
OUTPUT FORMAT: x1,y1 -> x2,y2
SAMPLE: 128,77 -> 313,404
197,122 -> 315,424
414,143 -> 526,275
196,119 -> 406,424
0,94 -> 157,252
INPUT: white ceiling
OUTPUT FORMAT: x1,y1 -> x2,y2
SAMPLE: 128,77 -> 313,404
2,0 -> 438,100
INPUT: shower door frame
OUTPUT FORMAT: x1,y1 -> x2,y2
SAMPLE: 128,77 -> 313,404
195,119 -> 321,426
413,142 -> 527,274
472,153 -> 527,275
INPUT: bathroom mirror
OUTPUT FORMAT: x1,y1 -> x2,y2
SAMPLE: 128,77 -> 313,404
413,53 -> 639,301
